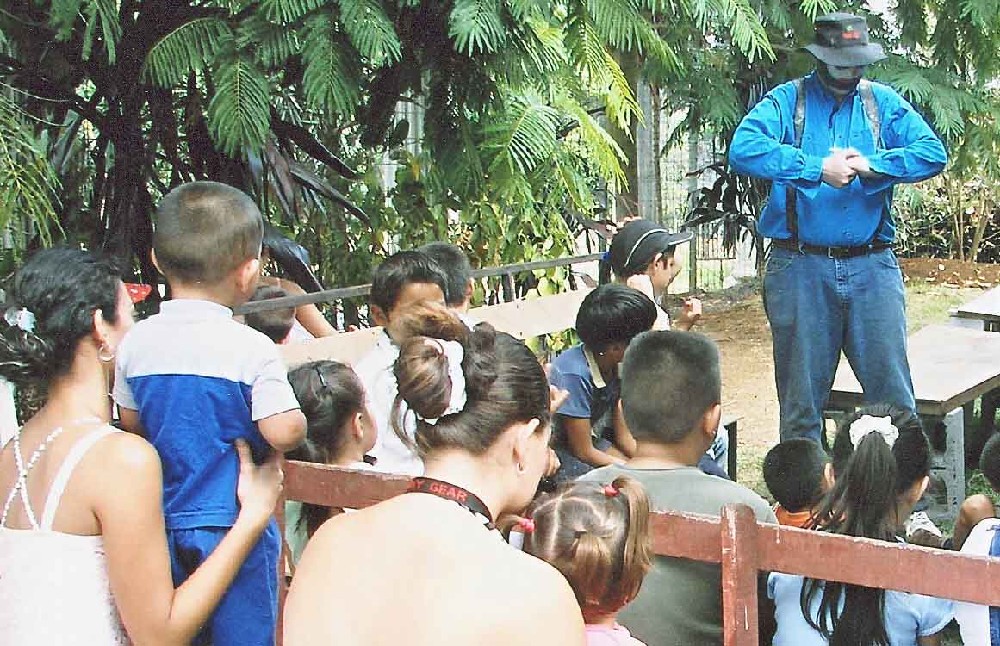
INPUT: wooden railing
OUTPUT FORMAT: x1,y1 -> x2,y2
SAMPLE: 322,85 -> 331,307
276,461 -> 1000,646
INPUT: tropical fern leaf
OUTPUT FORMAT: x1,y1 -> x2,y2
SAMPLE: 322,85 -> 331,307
260,0 -> 325,24
49,0 -> 85,41
484,92 -> 562,175
0,97 -> 60,246
143,18 -> 235,88
449,0 -> 508,55
339,0 -> 401,65
302,14 -> 360,117
81,0 -> 121,63
238,17 -> 302,67
555,95 -> 627,184
207,58 -> 272,156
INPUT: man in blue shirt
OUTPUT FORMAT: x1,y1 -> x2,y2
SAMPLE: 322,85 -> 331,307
730,13 -> 947,442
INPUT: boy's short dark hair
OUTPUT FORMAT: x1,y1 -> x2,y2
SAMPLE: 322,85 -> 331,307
980,433 -> 1000,492
763,439 -> 830,512
620,331 -> 721,443
418,242 -> 473,308
245,285 -> 295,343
154,181 -> 263,285
576,284 -> 657,353
370,250 -> 449,314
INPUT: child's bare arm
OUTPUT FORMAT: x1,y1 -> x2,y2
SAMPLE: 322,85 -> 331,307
611,405 -> 637,458
118,407 -> 145,437
563,417 -> 625,467
258,408 -> 307,452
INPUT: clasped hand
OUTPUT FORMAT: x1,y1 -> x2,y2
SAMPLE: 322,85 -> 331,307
822,148 -> 876,188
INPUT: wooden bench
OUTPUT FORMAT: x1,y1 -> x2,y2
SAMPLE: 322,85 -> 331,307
276,460 -> 1000,646
827,324 -> 1000,519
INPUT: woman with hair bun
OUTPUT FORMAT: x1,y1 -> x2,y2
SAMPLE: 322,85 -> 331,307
0,247 -> 283,645
284,324 -> 585,645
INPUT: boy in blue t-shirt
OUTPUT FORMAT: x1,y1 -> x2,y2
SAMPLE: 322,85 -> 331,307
114,181 -> 306,646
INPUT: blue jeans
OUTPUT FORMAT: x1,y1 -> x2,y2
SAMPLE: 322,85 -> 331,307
764,246 -> 915,442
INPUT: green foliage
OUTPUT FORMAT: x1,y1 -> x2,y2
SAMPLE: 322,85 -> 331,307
301,14 -> 360,117
142,18 -> 235,87
208,58 -> 272,157
449,0 -> 508,55
339,0 -> 401,64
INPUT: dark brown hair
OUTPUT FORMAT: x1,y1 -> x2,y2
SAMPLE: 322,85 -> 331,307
286,360 -> 367,537
392,323 -> 550,457
522,477 -> 652,619
244,285 -> 295,343
153,181 -> 263,285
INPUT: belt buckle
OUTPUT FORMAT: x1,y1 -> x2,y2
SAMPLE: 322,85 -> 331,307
827,246 -> 845,259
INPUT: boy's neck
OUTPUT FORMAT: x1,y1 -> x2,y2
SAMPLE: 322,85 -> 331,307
584,608 -> 620,628
169,282 -> 244,309
626,438 -> 704,469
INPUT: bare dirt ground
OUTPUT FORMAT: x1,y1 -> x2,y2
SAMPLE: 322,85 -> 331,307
683,257 -> 994,494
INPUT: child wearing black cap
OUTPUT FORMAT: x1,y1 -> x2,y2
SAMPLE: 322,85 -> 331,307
607,219 -> 702,331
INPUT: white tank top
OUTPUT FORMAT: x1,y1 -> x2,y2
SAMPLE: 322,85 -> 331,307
0,425 -> 130,645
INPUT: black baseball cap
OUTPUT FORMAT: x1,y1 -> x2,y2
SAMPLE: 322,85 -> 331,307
607,219 -> 693,277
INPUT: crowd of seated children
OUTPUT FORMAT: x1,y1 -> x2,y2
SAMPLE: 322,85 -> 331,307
581,330 -> 777,645
245,285 -> 296,344
768,404 -> 954,646
521,477 -> 653,646
0,247 -> 283,645
548,284 -> 656,480
954,432 -> 1000,644
283,360 -> 377,564
353,251 -> 449,476
285,323 -> 586,645
763,438 -> 833,528
113,181 -> 306,645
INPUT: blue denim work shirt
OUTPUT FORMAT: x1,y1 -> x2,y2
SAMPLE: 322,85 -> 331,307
729,72 -> 947,247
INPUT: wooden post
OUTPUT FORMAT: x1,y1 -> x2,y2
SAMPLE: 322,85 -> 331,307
720,505 -> 759,646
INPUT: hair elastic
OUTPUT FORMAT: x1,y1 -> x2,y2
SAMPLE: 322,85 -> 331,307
4,307 -> 35,333
848,415 -> 899,449
516,517 -> 535,534
418,338 -> 468,425
603,483 -> 619,498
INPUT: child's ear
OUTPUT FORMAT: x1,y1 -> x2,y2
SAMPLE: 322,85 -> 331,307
236,257 -> 260,293
150,249 -> 163,275
370,304 -> 389,328
511,418 -> 542,471
700,403 -> 722,443
351,411 -> 366,441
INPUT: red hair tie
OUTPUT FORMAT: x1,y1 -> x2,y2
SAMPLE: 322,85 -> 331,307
516,517 -> 535,534
603,483 -> 619,498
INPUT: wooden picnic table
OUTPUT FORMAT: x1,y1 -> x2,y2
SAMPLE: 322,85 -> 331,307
953,284 -> 1000,330
828,323 -> 1000,519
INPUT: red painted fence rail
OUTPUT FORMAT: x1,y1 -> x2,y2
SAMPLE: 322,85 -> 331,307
277,460 -> 1000,646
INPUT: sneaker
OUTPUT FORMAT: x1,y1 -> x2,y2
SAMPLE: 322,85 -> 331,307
905,511 -> 946,548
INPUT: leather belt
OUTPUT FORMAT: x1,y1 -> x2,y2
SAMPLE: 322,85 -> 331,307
771,239 -> 892,259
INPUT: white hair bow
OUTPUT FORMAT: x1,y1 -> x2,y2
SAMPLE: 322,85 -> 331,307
848,415 -> 899,449
419,339 -> 468,426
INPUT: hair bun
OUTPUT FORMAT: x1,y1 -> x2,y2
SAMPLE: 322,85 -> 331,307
394,337 -> 455,421
462,324 -> 499,398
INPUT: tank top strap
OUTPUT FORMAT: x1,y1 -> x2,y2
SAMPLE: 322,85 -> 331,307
40,425 -> 120,531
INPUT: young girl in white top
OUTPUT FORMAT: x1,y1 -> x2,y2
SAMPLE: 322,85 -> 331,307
521,476 -> 653,646
0,247 -> 282,645
768,404 -> 953,646
284,360 -> 377,561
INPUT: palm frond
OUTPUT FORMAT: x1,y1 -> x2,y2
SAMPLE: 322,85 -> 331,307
301,14 -> 361,117
0,97 -> 60,248
259,0 -> 325,24
82,0 -> 121,62
338,0 -> 402,65
484,92 -> 562,176
449,0 -> 509,55
207,58 -> 272,156
143,17 -> 235,87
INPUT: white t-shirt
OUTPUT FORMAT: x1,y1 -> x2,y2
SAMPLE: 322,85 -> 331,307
353,331 -> 423,476
954,517 -> 1000,645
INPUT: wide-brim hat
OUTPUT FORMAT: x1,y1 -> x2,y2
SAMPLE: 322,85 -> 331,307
608,219 -> 693,276
804,13 -> 886,67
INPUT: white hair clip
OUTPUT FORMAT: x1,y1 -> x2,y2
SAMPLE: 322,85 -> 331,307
4,307 -> 35,334
419,339 -> 468,425
848,415 -> 898,449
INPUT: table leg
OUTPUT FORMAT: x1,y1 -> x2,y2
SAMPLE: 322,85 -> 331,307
926,408 -> 966,523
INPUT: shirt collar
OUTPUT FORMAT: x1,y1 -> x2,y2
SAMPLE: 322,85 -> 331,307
583,346 -> 610,389
159,299 -> 234,319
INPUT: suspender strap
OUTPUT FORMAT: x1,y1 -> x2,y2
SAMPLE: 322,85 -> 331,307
40,426 -> 118,531
858,78 -> 888,245
785,79 -> 807,248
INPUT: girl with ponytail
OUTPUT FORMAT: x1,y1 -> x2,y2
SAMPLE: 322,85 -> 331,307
521,477 -> 653,645
768,403 -> 954,646
285,324 -> 585,645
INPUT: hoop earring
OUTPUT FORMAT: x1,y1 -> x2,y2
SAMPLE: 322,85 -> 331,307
98,343 -> 116,363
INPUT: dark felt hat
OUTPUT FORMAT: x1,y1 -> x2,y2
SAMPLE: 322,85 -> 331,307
804,13 -> 886,67
608,219 -> 693,276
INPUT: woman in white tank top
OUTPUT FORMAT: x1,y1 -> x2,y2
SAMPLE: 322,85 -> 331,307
0,248 -> 283,645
